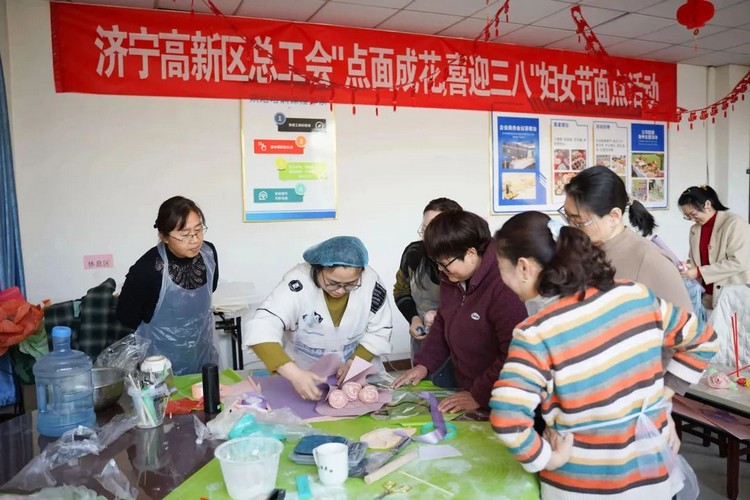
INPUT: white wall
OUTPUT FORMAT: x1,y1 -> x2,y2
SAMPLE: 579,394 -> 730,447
4,0 -> 749,361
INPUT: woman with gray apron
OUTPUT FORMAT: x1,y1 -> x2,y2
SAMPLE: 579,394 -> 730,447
116,196 -> 219,375
393,197 -> 462,386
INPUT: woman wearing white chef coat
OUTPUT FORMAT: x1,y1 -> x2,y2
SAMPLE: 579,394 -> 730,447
244,236 -> 393,400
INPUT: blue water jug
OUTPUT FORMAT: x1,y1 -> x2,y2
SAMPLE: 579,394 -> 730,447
33,326 -> 96,437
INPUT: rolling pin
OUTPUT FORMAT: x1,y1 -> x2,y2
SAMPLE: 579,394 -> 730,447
364,450 -> 418,484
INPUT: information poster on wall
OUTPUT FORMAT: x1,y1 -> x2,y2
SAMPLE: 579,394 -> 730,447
492,116 -> 544,208
491,113 -> 668,214
241,101 -> 336,222
630,124 -> 666,206
593,121 -> 629,187
550,119 -> 590,203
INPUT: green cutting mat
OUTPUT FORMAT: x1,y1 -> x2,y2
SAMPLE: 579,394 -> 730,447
166,417 -> 539,499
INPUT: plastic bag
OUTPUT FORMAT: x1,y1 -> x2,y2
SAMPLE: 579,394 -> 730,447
98,414 -> 138,449
244,406 -> 314,441
674,455 -> 699,500
1,415 -> 137,492
94,459 -> 137,500
206,400 -> 248,440
193,414 -> 215,445
95,334 -> 151,373
9,485 -> 107,499
633,402 -> 699,499
371,392 -> 432,420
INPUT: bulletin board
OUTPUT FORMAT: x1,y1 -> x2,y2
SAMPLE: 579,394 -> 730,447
491,112 -> 667,214
241,100 -> 337,222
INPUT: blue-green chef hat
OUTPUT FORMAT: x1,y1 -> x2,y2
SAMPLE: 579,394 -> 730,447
303,236 -> 369,267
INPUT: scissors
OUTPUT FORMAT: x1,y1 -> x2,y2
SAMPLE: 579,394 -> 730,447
374,480 -> 411,499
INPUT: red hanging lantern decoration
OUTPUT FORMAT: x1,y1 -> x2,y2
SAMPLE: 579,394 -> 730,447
676,0 -> 715,36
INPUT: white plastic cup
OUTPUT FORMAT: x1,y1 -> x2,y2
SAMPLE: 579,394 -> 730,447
313,442 -> 349,486
214,437 -> 283,500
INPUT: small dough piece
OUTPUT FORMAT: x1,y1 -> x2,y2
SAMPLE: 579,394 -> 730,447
360,427 -> 417,449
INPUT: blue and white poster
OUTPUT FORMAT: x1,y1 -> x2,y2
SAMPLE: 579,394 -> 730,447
492,115 -> 545,213
630,123 -> 666,208
489,114 -> 668,215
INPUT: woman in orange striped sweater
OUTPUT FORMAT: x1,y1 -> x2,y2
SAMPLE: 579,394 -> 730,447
490,211 -> 717,499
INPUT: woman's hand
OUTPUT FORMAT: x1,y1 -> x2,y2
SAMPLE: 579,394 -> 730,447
544,428 -> 574,470
336,359 -> 353,386
392,365 -> 428,389
409,316 -> 426,340
437,391 -> 479,413
680,263 -> 698,280
277,362 -> 326,400
423,310 -> 437,331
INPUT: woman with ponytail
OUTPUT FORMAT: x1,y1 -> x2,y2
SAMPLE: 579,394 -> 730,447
490,211 -> 717,499
678,185 -> 750,310
562,166 -> 692,311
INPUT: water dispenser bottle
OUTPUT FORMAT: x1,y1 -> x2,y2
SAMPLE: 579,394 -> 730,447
34,326 -> 96,437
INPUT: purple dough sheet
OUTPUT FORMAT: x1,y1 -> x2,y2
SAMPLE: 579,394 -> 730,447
315,362 -> 392,417
257,375 -> 322,420
258,354 -> 392,420
257,353 -> 340,420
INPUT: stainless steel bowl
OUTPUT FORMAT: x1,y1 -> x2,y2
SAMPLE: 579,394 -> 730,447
92,367 -> 126,411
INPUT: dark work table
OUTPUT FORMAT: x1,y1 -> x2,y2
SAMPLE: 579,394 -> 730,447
0,406 -> 220,499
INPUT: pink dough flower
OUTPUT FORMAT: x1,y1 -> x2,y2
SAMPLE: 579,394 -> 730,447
328,389 -> 348,409
707,373 -> 730,389
358,384 -> 379,404
342,381 -> 362,401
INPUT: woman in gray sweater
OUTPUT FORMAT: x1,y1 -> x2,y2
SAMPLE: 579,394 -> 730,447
560,166 -> 692,312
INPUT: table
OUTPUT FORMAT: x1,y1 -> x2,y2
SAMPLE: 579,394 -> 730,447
167,417 -> 540,499
0,370 -> 243,498
673,364 -> 750,500
0,409 -> 222,499
1,371 -> 539,499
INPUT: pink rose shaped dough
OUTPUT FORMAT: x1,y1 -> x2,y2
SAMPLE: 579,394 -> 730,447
708,373 -> 730,389
358,384 -> 379,404
328,389 -> 348,409
342,381 -> 362,401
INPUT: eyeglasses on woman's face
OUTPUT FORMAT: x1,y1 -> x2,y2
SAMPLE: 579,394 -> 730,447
169,224 -> 208,242
434,255 -> 461,273
557,206 -> 594,229
320,275 -> 362,293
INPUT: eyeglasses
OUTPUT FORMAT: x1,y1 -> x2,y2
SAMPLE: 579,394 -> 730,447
557,206 -> 594,229
434,255 -> 461,273
169,225 -> 207,242
417,224 -> 426,238
321,276 -> 362,292
683,210 -> 701,221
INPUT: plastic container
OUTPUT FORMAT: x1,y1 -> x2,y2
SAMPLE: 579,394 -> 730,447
214,437 -> 283,500
33,326 -> 96,437
140,355 -> 173,387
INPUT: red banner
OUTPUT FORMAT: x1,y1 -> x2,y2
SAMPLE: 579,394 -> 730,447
50,2 -> 677,120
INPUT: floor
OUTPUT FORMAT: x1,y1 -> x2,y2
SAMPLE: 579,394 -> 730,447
681,432 -> 750,499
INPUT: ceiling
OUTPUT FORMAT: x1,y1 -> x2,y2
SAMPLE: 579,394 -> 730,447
60,0 -> 750,66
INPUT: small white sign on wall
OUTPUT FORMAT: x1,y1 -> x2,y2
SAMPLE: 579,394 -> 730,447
83,254 -> 113,269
